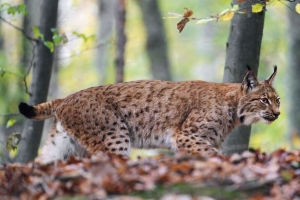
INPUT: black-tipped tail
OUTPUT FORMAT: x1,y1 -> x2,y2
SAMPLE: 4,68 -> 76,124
19,102 -> 36,119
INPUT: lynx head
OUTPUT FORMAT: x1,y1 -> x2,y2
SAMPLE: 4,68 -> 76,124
237,66 -> 280,125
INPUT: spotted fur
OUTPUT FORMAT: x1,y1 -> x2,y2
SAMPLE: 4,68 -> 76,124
19,67 -> 280,164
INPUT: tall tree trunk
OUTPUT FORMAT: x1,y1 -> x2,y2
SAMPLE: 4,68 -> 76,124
137,0 -> 171,81
16,0 -> 59,163
221,0 -> 265,155
287,0 -> 300,146
115,0 -> 126,83
22,0 -> 40,70
97,0 -> 115,85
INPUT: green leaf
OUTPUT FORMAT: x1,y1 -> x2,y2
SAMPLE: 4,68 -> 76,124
43,41 -> 54,52
53,35 -> 62,45
7,6 -> 16,15
16,4 -> 27,15
6,119 -> 16,128
32,26 -> 44,41
252,3 -> 264,13
51,28 -> 63,45
296,4 -> 300,15
231,4 -> 239,12
6,4 -> 27,15
72,31 -> 95,42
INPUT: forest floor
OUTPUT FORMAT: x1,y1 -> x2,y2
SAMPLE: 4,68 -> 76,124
0,149 -> 300,200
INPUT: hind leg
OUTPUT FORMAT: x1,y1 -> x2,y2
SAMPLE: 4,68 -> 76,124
78,110 -> 132,157
35,121 -> 86,164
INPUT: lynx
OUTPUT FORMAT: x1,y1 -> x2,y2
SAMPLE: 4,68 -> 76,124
19,67 -> 280,164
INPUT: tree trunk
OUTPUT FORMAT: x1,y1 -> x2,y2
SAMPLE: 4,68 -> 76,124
221,0 -> 265,155
115,0 -> 126,83
21,0 -> 40,69
97,0 -> 116,85
286,0 -> 300,146
137,0 -> 172,81
16,0 -> 59,163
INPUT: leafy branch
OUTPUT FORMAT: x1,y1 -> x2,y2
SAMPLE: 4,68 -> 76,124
164,0 -> 300,33
0,3 -> 96,97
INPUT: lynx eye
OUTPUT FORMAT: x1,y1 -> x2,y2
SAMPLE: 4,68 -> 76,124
276,97 -> 280,105
260,98 -> 269,104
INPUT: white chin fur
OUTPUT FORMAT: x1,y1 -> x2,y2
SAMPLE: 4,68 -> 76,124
261,118 -> 273,125
242,116 -> 260,125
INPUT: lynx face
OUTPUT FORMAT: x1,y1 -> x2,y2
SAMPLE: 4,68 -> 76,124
238,67 -> 280,125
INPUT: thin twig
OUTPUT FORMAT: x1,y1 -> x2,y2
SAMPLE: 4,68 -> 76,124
0,16 -> 38,42
0,16 -> 38,96
22,43 -> 36,96
0,113 -> 20,117
278,0 -> 299,15
58,41 -> 109,60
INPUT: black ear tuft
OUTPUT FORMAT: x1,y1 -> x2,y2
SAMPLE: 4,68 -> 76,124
246,64 -> 252,71
19,102 -> 36,118
265,65 -> 278,86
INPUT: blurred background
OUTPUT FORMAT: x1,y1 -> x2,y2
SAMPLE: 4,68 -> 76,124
0,0 -> 298,161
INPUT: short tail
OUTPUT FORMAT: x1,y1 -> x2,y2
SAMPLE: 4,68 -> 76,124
19,99 -> 62,120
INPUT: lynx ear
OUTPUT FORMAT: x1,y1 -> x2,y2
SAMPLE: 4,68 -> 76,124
241,70 -> 259,94
265,65 -> 277,86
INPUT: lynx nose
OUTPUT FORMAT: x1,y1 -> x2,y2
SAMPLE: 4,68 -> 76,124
273,111 -> 280,118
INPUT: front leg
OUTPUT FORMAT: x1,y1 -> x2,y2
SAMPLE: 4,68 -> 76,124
176,134 -> 219,156
175,109 -> 227,157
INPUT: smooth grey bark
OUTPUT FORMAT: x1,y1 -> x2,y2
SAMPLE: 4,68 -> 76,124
22,0 -> 40,70
97,0 -> 116,85
287,0 -> 300,145
221,0 -> 265,155
115,0 -> 126,83
137,0 -> 171,81
16,0 -> 59,163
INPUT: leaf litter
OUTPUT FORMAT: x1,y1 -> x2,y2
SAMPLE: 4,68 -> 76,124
0,149 -> 300,199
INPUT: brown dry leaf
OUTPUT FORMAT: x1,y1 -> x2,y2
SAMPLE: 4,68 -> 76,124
183,8 -> 193,18
177,18 -> 189,33
1,149 -> 300,199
